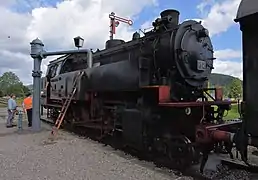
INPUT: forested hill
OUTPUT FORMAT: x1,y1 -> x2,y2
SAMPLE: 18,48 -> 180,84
208,73 -> 242,98
209,73 -> 242,87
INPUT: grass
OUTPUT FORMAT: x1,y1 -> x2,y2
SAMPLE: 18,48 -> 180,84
212,104 -> 240,121
223,104 -> 240,120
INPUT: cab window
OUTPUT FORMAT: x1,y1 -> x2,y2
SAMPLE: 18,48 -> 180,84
47,64 -> 58,78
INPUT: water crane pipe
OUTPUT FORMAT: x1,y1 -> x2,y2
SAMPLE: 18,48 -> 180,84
30,38 -> 92,132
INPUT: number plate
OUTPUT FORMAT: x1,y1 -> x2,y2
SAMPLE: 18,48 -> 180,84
197,60 -> 206,71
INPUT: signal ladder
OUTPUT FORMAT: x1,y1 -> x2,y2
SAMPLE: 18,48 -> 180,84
50,71 -> 84,136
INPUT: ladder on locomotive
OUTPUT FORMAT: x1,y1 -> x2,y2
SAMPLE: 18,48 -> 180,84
51,71 -> 84,136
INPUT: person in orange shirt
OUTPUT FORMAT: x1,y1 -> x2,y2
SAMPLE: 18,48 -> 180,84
22,93 -> 33,127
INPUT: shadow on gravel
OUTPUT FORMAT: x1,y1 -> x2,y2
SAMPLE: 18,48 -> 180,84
40,139 -> 58,146
37,129 -> 72,147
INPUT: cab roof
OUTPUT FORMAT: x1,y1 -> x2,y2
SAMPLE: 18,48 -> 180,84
235,0 -> 258,22
48,54 -> 71,65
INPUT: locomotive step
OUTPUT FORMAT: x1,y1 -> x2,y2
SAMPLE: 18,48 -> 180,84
43,104 -> 62,108
159,100 -> 232,107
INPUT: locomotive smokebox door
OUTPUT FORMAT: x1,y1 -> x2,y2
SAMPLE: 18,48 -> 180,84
235,0 -> 258,139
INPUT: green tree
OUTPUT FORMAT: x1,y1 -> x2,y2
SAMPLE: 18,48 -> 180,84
22,85 -> 30,95
223,86 -> 230,98
0,71 -> 30,97
228,78 -> 242,99
0,72 -> 20,86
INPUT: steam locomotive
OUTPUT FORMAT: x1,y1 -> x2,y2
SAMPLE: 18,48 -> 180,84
40,5 -> 258,173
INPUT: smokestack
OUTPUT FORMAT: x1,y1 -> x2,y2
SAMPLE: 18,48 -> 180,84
160,9 -> 180,28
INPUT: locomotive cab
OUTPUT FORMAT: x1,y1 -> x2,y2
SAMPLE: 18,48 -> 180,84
44,53 -> 90,103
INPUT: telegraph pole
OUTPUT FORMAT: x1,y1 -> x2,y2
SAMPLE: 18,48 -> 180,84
109,12 -> 133,40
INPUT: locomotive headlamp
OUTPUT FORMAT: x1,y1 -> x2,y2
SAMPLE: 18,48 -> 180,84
197,28 -> 209,38
73,36 -> 84,49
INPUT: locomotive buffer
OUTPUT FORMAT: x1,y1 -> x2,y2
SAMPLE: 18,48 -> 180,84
50,71 -> 84,136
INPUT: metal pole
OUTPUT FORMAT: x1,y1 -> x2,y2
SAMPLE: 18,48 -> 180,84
110,18 -> 114,40
30,38 -> 93,132
30,38 -> 44,132
109,12 -> 115,40
43,49 -> 93,68
18,110 -> 23,131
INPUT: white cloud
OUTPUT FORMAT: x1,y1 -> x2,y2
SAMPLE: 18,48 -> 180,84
26,0 -> 158,48
214,49 -> 242,60
213,59 -> 242,80
0,0 -> 157,85
197,0 -> 241,36
196,1 -> 243,79
213,49 -> 242,80
196,0 -> 216,15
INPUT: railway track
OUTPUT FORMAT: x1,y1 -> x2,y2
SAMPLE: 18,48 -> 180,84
40,116 -> 258,179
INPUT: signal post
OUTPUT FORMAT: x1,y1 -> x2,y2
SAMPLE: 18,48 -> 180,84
109,12 -> 133,40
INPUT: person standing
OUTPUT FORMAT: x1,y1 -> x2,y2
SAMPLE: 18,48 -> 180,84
6,94 -> 17,128
22,93 -> 33,127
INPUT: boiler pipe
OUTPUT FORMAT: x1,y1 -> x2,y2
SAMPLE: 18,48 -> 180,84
42,49 -> 93,68
210,129 -> 254,146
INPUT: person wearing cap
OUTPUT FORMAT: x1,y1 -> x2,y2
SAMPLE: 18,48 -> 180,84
6,94 -> 17,128
22,93 -> 33,127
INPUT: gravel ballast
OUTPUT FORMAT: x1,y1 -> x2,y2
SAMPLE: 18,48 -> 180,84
0,118 -> 185,180
0,108 -> 257,180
